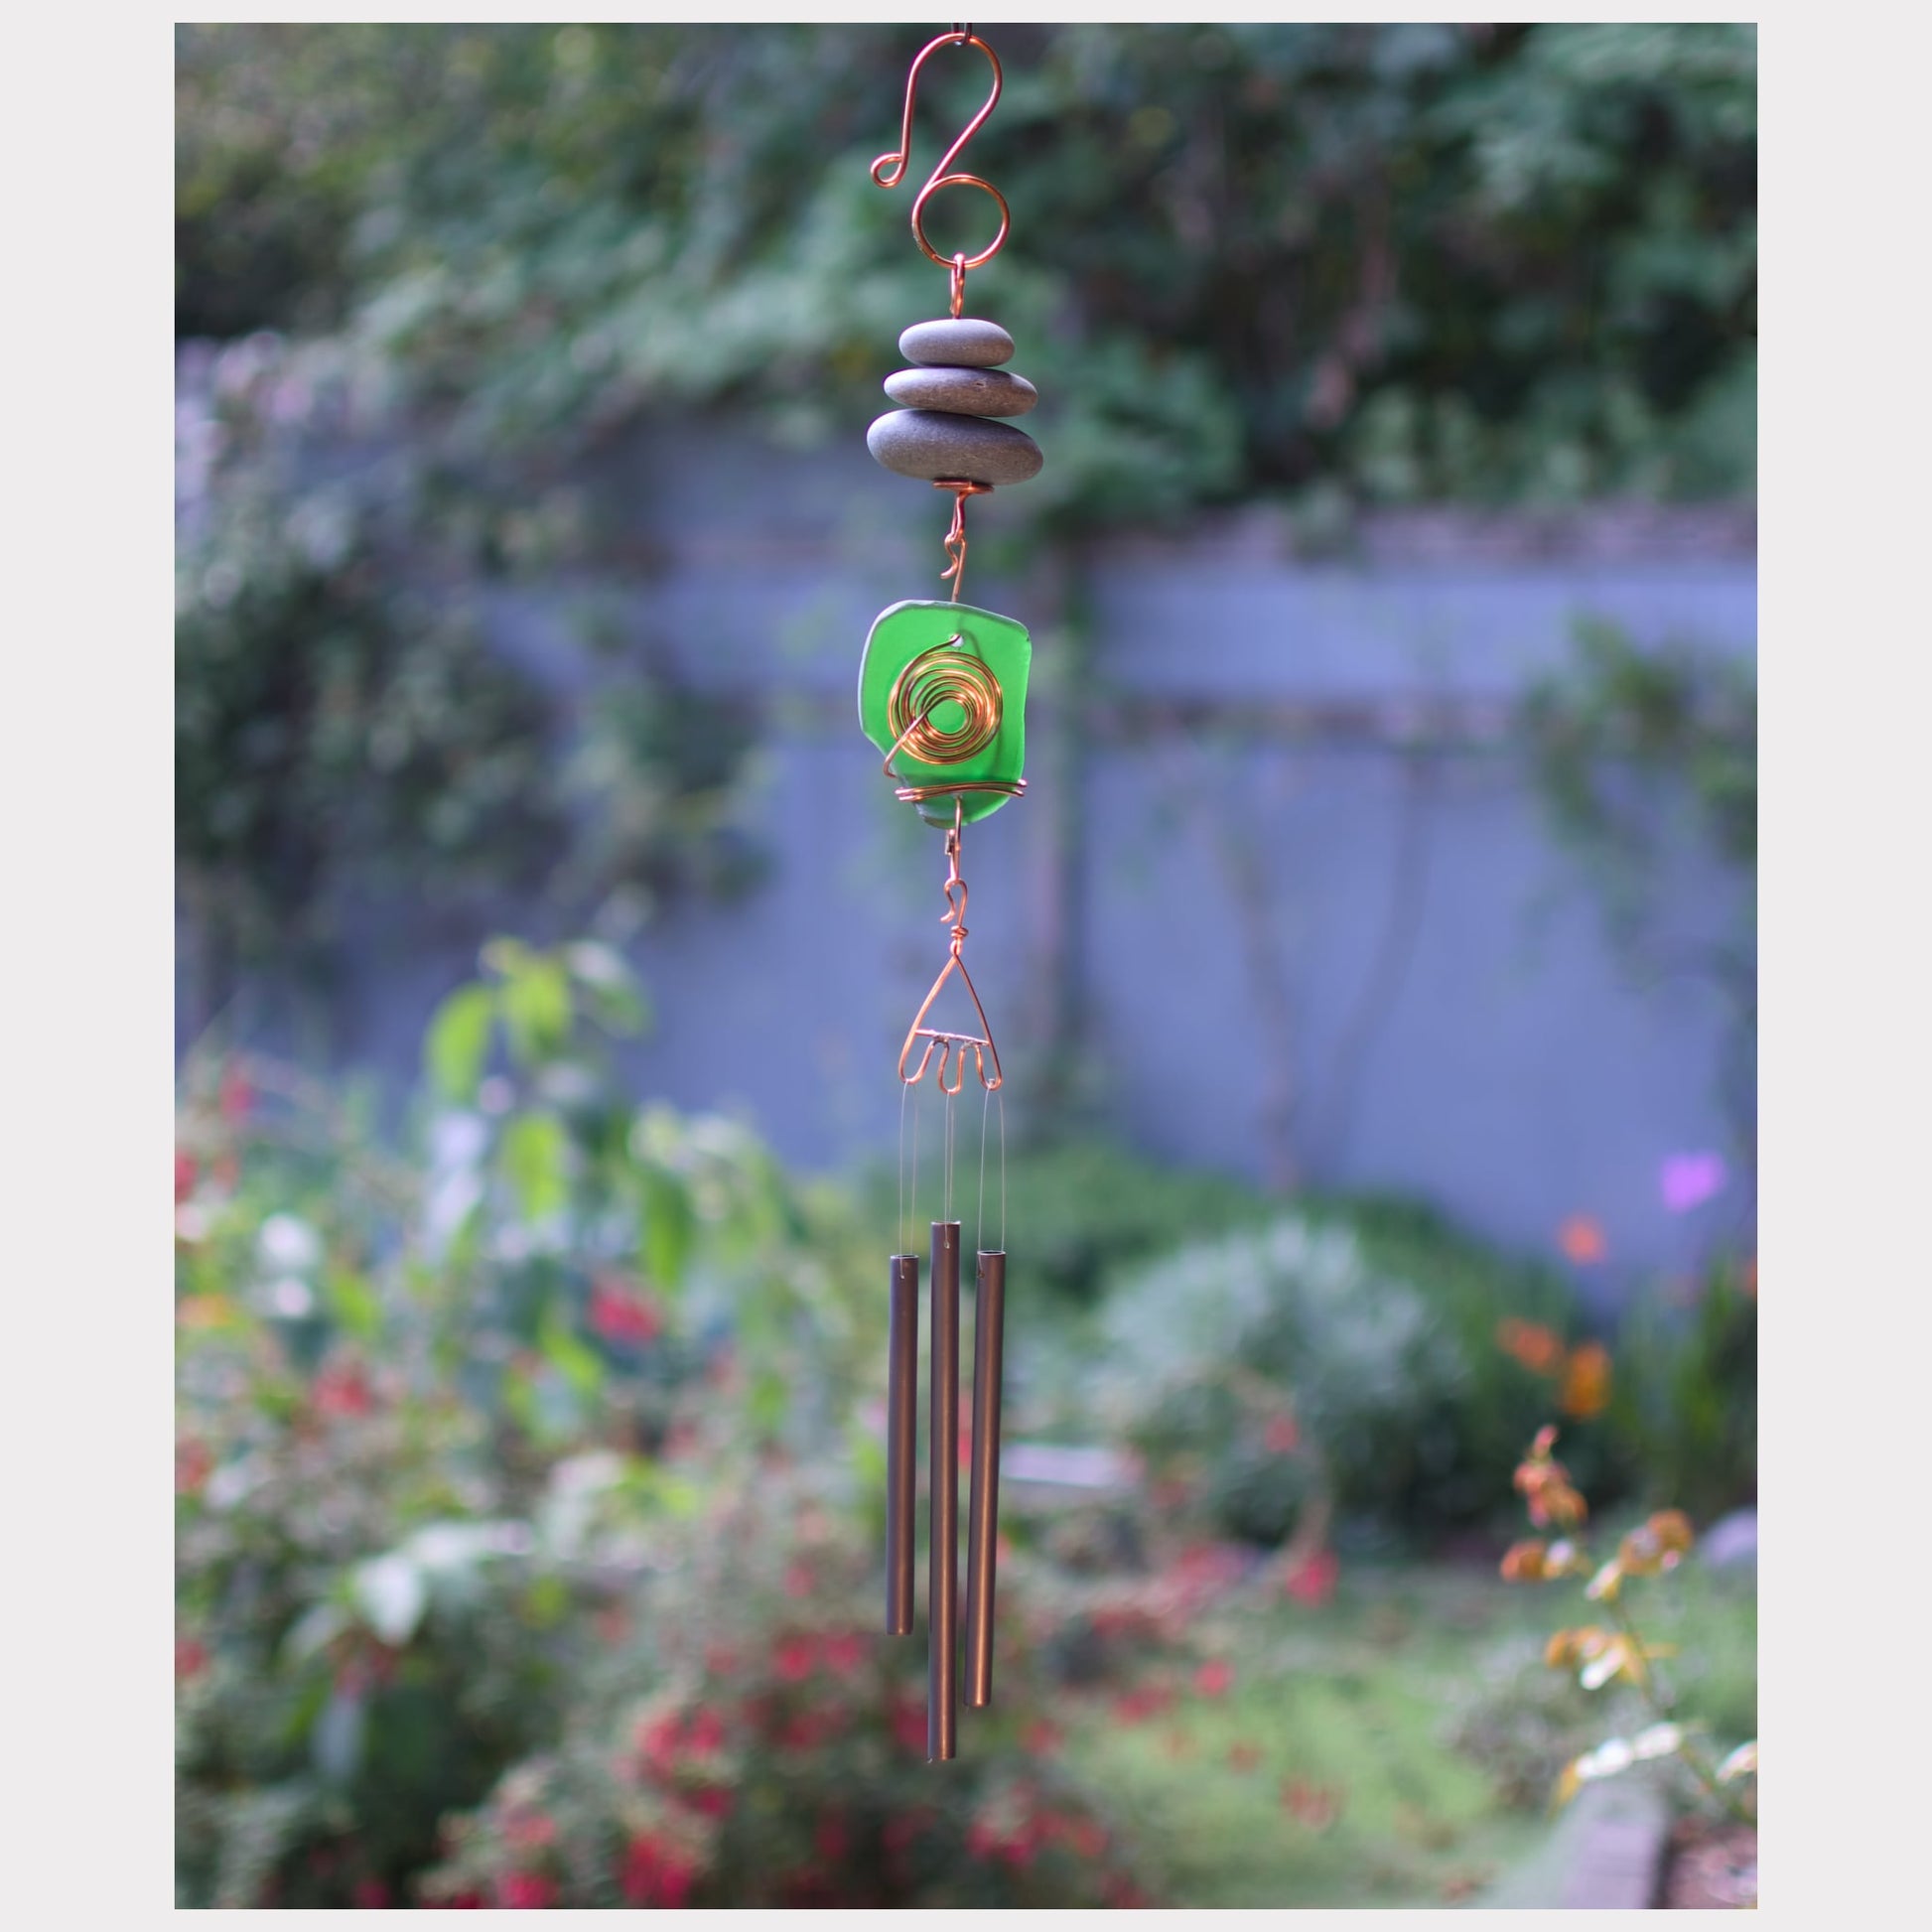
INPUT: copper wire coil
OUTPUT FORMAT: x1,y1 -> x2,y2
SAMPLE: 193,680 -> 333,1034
884,642 -> 1027,807
888,643 -> 1003,765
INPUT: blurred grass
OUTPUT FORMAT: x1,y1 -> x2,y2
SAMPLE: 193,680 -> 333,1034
1058,1555 -> 1755,1908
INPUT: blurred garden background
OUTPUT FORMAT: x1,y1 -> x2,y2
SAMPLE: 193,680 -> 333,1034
175,23 -> 1757,1910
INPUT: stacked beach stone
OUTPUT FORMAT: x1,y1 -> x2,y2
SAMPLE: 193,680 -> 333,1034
866,318 -> 1043,487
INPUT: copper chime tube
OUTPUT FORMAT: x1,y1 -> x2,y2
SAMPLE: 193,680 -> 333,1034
886,1254 -> 920,1636
963,1249 -> 1006,1707
927,1219 -> 961,1761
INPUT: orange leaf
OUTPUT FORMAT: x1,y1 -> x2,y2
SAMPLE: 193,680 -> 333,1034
1559,1341 -> 1612,1419
1558,1217 -> 1607,1265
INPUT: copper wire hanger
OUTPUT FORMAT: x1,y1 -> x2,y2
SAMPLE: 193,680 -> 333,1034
870,27 -> 1010,289
897,799 -> 1004,1093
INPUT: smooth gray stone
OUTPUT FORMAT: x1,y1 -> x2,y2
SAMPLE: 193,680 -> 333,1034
898,318 -> 1015,369
884,365 -> 1038,419
867,409 -> 1043,485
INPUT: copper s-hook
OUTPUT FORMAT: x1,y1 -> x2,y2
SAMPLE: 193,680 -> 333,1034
870,29 -> 1011,277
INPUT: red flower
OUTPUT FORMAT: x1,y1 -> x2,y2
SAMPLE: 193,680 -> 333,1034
776,1708 -> 838,1752
774,1635 -> 816,1683
498,1871 -> 557,1908
621,1834 -> 698,1908
589,1278 -> 661,1346
424,1890 -> 484,1908
822,1630 -> 865,1679
1112,1684 -> 1175,1725
1285,1548 -> 1339,1606
314,1362 -> 372,1419
176,1438 -> 212,1496
1282,1779 -> 1343,1829
1022,1719 -> 1064,1756
505,1811 -> 557,1851
814,1814 -> 850,1863
1264,1413 -> 1300,1454
175,1637 -> 208,1682
1194,1658 -> 1234,1697
687,1706 -> 726,1754
351,1879 -> 392,1908
686,1785 -> 733,1820
1228,1741 -> 1263,1772
219,1064 -> 253,1123
636,1711 -> 682,1775
891,1694 -> 927,1754
175,1151 -> 198,1202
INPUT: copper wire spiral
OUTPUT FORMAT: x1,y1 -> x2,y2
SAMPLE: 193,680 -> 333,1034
883,642 -> 1028,807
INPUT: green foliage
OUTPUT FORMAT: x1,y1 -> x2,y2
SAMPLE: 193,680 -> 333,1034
175,345 -> 561,971
984,1135 -> 1277,1307
1521,619 -> 1757,921
1605,1256 -> 1757,1522
177,23 -> 1755,513
977,1143 -> 1602,1537
175,941 -> 880,1905
175,337 -> 768,992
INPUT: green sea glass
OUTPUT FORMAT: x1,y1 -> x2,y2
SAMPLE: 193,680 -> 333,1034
857,600 -> 1032,826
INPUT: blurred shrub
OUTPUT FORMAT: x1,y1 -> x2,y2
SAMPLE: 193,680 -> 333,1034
422,1469 -> 1151,1908
1604,1255 -> 1756,1523
175,940 -> 880,1905
1089,1213 -> 1584,1545
947,1135 -> 1276,1308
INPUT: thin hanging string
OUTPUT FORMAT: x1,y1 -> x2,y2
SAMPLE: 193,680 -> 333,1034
976,1079 -> 990,1257
943,1084 -> 957,1224
908,1074 -> 921,1250
897,1075 -> 909,1255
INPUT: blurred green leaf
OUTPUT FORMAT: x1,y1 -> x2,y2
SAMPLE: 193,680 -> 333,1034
538,1306 -> 606,1400
425,983 -> 496,1104
499,1110 -> 569,1220
324,1266 -> 383,1343
638,1164 -> 695,1292
563,939 -> 650,1036
497,955 -> 573,1067
747,1368 -> 788,1434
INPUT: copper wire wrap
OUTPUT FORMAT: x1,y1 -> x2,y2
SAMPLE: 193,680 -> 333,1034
898,807 -> 1005,1093
870,29 -> 1010,281
937,478 -> 990,601
880,627 -> 1028,812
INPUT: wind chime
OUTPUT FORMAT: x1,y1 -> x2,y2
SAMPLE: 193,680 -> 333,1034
860,25 -> 1037,1763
